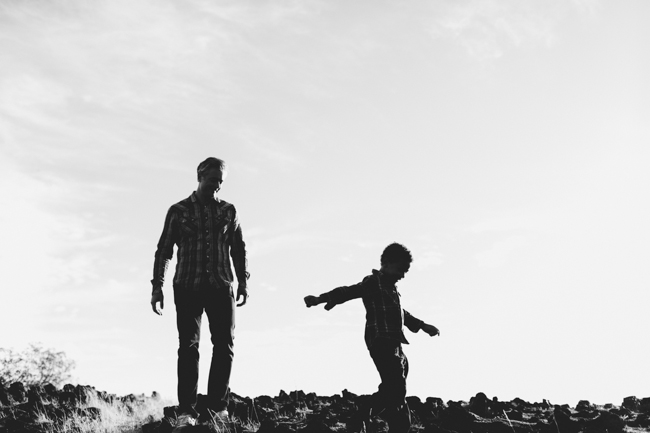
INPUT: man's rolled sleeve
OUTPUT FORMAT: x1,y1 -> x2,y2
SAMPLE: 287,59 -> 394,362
151,208 -> 178,290
230,209 -> 249,284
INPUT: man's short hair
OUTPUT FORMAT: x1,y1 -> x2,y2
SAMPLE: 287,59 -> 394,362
381,243 -> 413,265
197,157 -> 227,181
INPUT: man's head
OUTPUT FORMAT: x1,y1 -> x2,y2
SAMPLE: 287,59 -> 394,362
197,157 -> 227,181
196,157 -> 227,200
380,243 -> 413,283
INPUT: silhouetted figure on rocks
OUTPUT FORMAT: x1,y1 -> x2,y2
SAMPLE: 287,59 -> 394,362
304,243 -> 439,433
150,157 -> 249,428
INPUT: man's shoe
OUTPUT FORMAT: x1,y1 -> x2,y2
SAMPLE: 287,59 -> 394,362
200,409 -> 229,424
211,409 -> 230,421
172,414 -> 197,432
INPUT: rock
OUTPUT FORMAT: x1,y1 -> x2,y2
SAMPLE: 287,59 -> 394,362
163,405 -> 181,419
0,383 -> 11,406
277,390 -> 291,404
290,390 -> 306,402
8,382 -> 26,404
255,395 -> 277,410
511,398 -> 532,410
142,420 -> 173,433
622,396 -> 639,411
584,411 -> 625,433
43,383 -> 58,398
503,409 -> 523,421
468,392 -> 492,418
299,419 -> 335,433
640,397 -> 650,414
576,400 -> 593,411
628,413 -> 650,428
551,406 -> 581,433
258,420 -> 297,433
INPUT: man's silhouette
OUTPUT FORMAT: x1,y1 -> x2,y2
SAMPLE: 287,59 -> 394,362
150,157 -> 249,427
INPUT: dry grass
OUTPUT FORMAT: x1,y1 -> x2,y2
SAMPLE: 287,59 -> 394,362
33,389 -> 170,433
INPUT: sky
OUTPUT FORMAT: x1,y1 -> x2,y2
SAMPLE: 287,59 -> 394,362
1,0 -> 649,407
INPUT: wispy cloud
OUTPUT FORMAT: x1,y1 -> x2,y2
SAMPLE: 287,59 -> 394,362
475,234 -> 530,269
413,250 -> 444,269
432,0 -> 601,61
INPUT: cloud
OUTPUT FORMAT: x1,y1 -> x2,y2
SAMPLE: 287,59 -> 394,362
475,235 -> 529,269
432,0 -> 601,61
413,250 -> 444,269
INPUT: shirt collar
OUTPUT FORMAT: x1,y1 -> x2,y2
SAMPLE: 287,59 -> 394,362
191,191 -> 220,205
372,269 -> 399,291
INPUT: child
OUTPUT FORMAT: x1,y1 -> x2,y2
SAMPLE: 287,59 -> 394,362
304,243 -> 440,433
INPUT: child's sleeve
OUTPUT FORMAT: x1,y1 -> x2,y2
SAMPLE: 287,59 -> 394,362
321,279 -> 367,306
404,310 -> 425,333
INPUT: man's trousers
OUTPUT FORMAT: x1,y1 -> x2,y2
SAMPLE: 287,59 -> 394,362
174,282 -> 235,417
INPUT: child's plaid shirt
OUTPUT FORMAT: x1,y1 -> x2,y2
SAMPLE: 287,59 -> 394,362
321,269 -> 424,349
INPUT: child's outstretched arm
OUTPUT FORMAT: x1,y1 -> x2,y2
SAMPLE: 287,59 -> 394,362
304,295 -> 337,310
305,282 -> 366,311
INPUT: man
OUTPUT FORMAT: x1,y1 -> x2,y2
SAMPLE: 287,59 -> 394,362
304,243 -> 439,433
151,157 -> 249,427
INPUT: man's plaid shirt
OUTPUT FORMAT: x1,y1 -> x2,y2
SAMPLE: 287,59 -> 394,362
321,270 -> 424,349
152,192 -> 249,292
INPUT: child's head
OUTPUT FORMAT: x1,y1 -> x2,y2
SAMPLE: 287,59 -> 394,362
380,243 -> 412,282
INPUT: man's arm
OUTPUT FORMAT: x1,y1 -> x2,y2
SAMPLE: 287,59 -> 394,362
404,310 -> 440,337
150,208 -> 177,315
229,207 -> 249,307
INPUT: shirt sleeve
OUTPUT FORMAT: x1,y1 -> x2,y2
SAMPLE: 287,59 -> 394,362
403,309 -> 425,333
151,207 -> 178,291
321,277 -> 371,306
229,206 -> 249,284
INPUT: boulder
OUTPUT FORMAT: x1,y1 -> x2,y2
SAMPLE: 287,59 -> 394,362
576,400 -> 593,411
468,392 -> 493,418
640,397 -> 650,414
0,382 -> 11,406
8,382 -> 26,404
622,396 -> 639,411
584,411 -> 625,433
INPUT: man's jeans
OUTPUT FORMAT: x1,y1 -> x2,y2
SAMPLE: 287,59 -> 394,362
369,338 -> 411,433
174,282 -> 235,416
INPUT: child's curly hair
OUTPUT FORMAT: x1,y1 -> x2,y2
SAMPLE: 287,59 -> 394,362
381,243 -> 413,265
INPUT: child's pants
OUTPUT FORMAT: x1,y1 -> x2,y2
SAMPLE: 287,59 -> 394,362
369,338 -> 411,433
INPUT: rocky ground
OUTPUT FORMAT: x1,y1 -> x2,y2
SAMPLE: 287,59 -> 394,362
1,381 -> 649,433
143,390 -> 650,433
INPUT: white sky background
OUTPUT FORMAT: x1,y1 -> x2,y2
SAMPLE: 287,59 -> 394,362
1,0 -> 649,406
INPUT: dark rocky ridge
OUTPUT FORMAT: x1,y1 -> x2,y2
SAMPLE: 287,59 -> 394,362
1,381 -> 649,433
148,390 -> 650,433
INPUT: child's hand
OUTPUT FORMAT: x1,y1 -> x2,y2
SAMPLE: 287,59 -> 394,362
304,295 -> 321,308
422,324 -> 440,337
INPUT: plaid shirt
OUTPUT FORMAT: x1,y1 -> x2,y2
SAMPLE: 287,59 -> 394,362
152,192 -> 249,292
321,269 -> 424,349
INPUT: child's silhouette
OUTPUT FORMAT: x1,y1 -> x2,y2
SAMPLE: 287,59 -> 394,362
305,243 -> 439,433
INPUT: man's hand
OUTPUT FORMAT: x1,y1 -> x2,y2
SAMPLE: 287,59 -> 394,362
236,284 -> 248,307
304,295 -> 336,311
151,290 -> 164,316
421,324 -> 440,337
